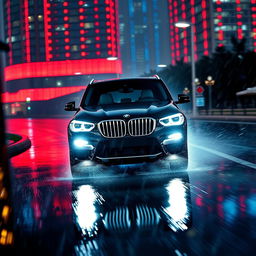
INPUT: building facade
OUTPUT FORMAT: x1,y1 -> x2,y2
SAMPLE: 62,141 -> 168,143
3,0 -> 122,115
118,0 -> 170,77
168,0 -> 256,64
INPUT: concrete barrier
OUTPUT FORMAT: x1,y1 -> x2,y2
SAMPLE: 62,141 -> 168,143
6,133 -> 31,158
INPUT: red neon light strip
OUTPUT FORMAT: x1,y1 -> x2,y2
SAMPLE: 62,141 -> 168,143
173,0 -> 180,60
190,0 -> 198,60
24,0 -> 31,62
4,59 -> 122,81
109,0 -> 116,57
115,0 -> 121,59
201,0 -> 209,55
168,1 -> 176,65
7,0 -> 12,65
2,86 -> 86,103
236,0 -> 243,40
181,0 -> 188,62
43,0 -> 51,61
251,0 -> 256,51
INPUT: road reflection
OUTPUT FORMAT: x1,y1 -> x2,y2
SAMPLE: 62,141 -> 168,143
72,172 -> 192,255
12,164 -> 192,255
7,118 -> 256,255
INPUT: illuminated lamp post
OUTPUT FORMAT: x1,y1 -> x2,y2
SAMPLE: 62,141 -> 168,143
183,87 -> 190,95
204,76 -> 215,113
175,22 -> 197,116
157,64 -> 167,68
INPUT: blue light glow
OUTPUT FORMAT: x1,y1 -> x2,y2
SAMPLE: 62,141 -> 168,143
74,138 -> 88,148
168,132 -> 183,141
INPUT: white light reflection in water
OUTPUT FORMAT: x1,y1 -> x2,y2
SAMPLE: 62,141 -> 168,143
74,185 -> 100,236
164,178 -> 189,232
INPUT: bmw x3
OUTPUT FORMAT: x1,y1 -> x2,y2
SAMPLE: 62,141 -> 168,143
65,76 -> 190,173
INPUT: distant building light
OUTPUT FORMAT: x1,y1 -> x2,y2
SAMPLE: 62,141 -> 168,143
56,81 -> 62,86
175,22 -> 191,28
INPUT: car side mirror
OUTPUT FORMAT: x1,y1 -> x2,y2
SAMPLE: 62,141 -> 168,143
174,94 -> 190,104
65,101 -> 78,111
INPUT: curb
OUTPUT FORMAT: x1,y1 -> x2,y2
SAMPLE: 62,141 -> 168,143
6,133 -> 31,158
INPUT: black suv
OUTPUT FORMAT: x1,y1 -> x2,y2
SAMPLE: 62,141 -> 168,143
65,76 -> 190,172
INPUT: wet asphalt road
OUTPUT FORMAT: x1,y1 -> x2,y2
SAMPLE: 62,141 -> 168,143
5,118 -> 256,256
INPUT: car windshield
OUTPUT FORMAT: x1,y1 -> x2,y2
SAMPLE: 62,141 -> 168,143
83,79 -> 172,109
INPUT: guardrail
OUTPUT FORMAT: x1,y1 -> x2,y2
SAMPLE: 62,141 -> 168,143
198,108 -> 256,116
6,133 -> 31,158
183,108 -> 256,116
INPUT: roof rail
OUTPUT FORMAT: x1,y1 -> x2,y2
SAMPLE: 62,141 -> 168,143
89,79 -> 95,84
153,75 -> 160,79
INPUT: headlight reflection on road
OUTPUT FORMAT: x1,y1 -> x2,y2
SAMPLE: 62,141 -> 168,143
74,185 -> 100,236
163,178 -> 189,232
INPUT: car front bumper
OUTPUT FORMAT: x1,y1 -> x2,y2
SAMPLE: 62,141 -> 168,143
68,123 -> 187,164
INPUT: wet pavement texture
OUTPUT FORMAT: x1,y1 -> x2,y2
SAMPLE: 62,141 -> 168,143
5,118 -> 256,256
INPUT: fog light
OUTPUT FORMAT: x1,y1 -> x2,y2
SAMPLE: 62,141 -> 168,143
163,132 -> 183,145
168,154 -> 178,160
168,132 -> 183,141
74,139 -> 89,148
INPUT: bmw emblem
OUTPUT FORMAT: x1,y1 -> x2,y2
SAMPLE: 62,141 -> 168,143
123,114 -> 130,118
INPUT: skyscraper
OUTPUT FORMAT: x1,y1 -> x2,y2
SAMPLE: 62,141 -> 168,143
168,0 -> 256,64
118,0 -> 170,76
3,0 -> 122,114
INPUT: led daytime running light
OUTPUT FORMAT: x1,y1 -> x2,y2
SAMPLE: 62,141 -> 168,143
70,120 -> 95,132
159,113 -> 184,126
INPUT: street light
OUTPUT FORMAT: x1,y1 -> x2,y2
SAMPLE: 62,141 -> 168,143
107,56 -> 118,61
205,76 -> 215,113
157,64 -> 167,68
175,21 -> 197,116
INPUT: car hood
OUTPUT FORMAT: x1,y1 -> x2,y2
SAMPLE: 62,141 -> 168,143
73,103 -> 182,122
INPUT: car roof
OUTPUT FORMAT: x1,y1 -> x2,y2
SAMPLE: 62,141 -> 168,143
89,76 -> 161,85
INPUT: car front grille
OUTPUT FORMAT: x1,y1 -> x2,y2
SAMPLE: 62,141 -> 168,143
98,120 -> 126,138
128,118 -> 156,136
97,118 -> 156,138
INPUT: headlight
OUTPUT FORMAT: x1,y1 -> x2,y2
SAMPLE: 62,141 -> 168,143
159,113 -> 184,126
69,120 -> 95,132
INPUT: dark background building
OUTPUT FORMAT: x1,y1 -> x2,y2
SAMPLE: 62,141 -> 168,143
168,0 -> 256,64
118,0 -> 170,77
